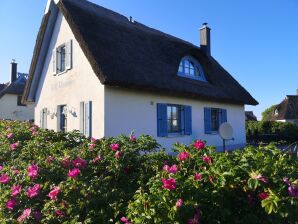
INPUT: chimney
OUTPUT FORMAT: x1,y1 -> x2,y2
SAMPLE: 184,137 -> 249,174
200,23 -> 211,56
10,59 -> 17,83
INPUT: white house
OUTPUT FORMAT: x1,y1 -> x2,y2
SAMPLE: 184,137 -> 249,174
23,0 -> 258,150
0,60 -> 34,121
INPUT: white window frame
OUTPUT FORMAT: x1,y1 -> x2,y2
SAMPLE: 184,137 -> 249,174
80,101 -> 92,137
177,56 -> 206,81
53,39 -> 72,75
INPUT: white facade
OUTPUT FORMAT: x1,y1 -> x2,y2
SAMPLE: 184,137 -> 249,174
0,94 -> 34,121
33,10 -> 246,150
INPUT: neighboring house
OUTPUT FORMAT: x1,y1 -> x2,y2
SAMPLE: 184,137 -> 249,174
269,91 -> 298,126
23,0 -> 258,150
245,111 -> 257,121
0,60 -> 34,121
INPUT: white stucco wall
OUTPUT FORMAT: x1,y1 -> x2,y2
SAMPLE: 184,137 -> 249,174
104,86 -> 246,150
34,11 -> 104,137
0,94 -> 34,121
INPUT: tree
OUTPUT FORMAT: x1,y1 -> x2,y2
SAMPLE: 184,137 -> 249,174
261,104 -> 277,121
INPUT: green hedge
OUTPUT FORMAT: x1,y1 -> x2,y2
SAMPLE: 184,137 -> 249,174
246,121 -> 298,143
0,120 -> 297,223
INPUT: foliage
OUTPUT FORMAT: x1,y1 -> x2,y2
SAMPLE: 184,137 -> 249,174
261,104 -> 277,121
0,120 -> 297,223
126,142 -> 298,224
246,121 -> 298,143
0,120 -> 169,223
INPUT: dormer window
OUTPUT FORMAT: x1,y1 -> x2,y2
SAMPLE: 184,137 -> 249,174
177,56 -> 206,81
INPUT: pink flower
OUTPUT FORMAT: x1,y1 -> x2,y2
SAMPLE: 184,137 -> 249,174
194,173 -> 202,181
48,186 -> 61,201
46,156 -> 55,164
209,175 -> 214,183
89,143 -> 96,149
6,133 -> 14,139
6,198 -> 18,210
0,165 -> 3,171
27,164 -> 39,179
162,178 -> 176,190
10,142 -> 19,150
288,185 -> 298,198
11,185 -> 22,197
258,192 -> 269,200
130,134 -> 137,142
92,155 -> 102,163
193,140 -> 205,150
115,150 -> 122,159
120,216 -> 131,224
68,168 -> 80,179
27,184 -> 41,198
55,210 -> 64,217
176,198 -> 183,208
0,174 -> 10,184
163,164 -> 178,174
72,157 -> 87,169
17,208 -> 31,223
178,151 -> 189,162
110,143 -> 119,151
202,156 -> 212,165
253,174 -> 268,183
61,157 -> 70,168
91,137 -> 97,142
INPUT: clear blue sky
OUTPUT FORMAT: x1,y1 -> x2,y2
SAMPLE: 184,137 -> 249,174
0,0 -> 297,119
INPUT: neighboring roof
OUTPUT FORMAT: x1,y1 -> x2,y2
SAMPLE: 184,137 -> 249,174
24,0 -> 258,105
271,95 -> 298,120
245,111 -> 257,121
0,74 -> 28,99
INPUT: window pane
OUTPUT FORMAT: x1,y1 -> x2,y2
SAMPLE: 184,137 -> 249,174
172,106 -> 177,119
211,109 -> 219,131
167,106 -> 171,118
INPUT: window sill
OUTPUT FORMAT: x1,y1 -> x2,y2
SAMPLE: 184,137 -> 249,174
54,69 -> 69,76
206,131 -> 219,135
166,133 -> 185,138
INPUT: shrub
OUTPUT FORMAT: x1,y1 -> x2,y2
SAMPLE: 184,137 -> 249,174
0,120 -> 169,223
126,141 -> 298,224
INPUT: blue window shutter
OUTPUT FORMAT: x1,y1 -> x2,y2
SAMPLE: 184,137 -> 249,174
66,40 -> 72,70
157,104 -> 167,137
80,102 -> 84,134
220,109 -> 227,124
184,106 -> 192,135
204,107 -> 212,134
88,101 -> 92,138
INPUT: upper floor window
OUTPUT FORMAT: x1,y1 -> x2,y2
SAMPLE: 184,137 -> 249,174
53,40 -> 72,75
177,56 -> 206,81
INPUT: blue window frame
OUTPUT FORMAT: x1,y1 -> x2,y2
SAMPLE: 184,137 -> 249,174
177,56 -> 206,81
204,107 -> 227,134
157,104 -> 192,137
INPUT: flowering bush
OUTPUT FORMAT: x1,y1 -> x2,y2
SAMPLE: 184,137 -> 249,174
0,121 -> 297,223
0,120 -> 169,223
127,141 -> 298,223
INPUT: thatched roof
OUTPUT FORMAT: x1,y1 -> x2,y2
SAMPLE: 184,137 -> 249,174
271,96 -> 298,120
245,111 -> 257,121
0,74 -> 28,99
24,0 -> 258,105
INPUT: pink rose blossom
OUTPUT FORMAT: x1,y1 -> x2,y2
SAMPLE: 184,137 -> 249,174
72,157 -> 87,169
48,186 -> 61,201
178,151 -> 189,162
130,134 -> 137,142
0,174 -> 10,184
10,142 -> 19,150
194,173 -> 202,181
89,143 -> 96,149
6,133 -> 14,139
32,131 -> 38,136
92,155 -> 102,163
253,174 -> 268,183
110,143 -> 119,151
11,185 -> 22,197
193,140 -> 205,150
258,192 -> 269,200
120,216 -> 131,224
288,185 -> 298,198
27,184 -> 41,198
17,208 -> 31,223
176,198 -> 183,208
27,164 -> 39,179
91,137 -> 97,142
55,210 -> 64,217
115,150 -> 122,159
202,156 -> 212,165
162,178 -> 176,190
6,198 -> 18,210
163,164 -> 178,174
0,165 -> 3,171
68,168 -> 80,179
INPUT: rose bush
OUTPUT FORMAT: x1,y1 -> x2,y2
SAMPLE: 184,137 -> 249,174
126,141 -> 298,224
0,120 -> 297,223
0,120 -> 169,223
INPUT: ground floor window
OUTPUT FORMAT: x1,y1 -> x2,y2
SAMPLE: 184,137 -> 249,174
204,107 -> 227,134
40,108 -> 47,129
80,101 -> 92,137
157,103 -> 192,137
58,105 -> 67,133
